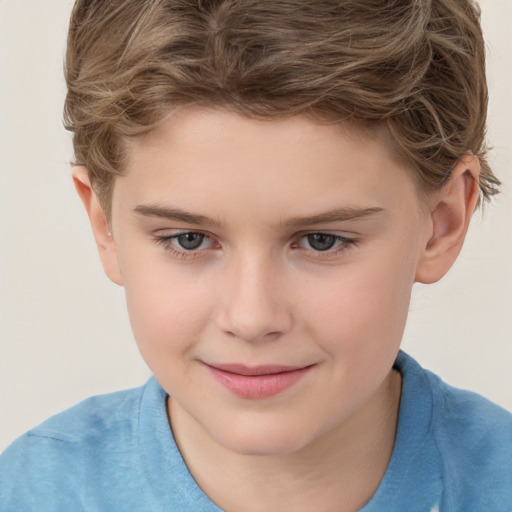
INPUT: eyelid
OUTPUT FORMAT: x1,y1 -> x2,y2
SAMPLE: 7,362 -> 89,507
153,228 -> 216,243
153,229 -> 219,260
152,229 -> 359,261
293,231 -> 359,257
295,229 -> 357,243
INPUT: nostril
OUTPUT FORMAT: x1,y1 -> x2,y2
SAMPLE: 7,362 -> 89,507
224,327 -> 284,343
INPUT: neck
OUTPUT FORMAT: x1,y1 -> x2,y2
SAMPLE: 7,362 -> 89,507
168,369 -> 402,512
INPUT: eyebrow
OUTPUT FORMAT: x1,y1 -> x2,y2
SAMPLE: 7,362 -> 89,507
134,204 -> 220,227
134,203 -> 384,228
283,207 -> 385,227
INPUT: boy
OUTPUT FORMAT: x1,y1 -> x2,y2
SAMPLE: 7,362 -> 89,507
1,0 -> 511,511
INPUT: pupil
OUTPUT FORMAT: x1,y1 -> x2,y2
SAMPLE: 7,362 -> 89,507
177,233 -> 204,250
308,234 -> 336,251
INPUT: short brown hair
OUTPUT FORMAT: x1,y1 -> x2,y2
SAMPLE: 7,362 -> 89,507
64,0 -> 500,219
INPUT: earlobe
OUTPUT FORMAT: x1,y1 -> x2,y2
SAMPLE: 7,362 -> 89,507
415,154 -> 481,284
72,166 -> 123,286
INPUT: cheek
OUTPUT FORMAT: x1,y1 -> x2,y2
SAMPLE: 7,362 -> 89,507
121,259 -> 214,367
300,248 -> 417,356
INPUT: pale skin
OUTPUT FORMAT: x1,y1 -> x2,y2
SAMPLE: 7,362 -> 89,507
74,107 -> 480,512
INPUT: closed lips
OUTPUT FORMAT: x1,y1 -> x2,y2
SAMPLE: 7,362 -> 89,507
203,362 -> 315,399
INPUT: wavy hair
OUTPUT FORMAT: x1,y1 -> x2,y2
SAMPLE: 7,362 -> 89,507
64,0 -> 500,218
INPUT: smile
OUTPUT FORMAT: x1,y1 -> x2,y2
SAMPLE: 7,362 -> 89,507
203,363 -> 315,399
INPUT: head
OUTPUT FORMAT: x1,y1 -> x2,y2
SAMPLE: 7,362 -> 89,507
66,0 -> 498,456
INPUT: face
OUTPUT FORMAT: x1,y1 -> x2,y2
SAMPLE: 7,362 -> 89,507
108,108 -> 432,456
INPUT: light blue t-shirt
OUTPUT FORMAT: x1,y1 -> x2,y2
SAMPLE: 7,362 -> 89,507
1,351 -> 511,511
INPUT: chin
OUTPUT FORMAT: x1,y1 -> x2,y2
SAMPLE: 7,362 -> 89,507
224,438 -> 305,457
212,417 -> 317,457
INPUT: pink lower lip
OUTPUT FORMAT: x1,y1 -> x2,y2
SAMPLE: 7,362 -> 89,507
204,364 -> 314,399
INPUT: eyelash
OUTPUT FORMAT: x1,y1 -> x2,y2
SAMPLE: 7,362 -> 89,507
153,231 -> 359,260
292,233 -> 358,258
154,232 -> 215,260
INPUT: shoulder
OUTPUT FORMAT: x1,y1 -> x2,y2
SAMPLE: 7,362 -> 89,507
430,374 -> 512,510
422,365 -> 512,457
0,381 -> 153,511
396,350 -> 512,440
29,383 -> 145,441
5,383 -> 146,450
397,351 -> 512,511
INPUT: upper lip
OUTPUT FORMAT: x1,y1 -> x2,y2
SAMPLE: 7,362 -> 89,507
204,363 -> 312,376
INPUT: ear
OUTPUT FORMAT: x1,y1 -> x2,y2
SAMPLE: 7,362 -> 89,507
415,154 -> 480,284
72,166 -> 123,285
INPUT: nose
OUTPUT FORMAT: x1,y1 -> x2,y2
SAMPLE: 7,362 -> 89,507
215,253 -> 293,343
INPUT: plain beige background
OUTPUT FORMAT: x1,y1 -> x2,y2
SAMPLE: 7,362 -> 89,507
1,0 -> 511,451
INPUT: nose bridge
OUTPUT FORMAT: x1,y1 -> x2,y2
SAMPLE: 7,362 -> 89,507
217,248 -> 292,342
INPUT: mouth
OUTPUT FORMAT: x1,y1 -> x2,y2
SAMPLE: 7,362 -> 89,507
203,362 -> 315,399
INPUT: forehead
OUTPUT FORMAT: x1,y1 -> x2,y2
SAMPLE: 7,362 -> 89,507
129,107 -> 386,164
115,107 -> 423,225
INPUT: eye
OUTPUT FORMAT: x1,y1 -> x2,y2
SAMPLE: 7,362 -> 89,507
304,233 -> 337,251
296,232 -> 357,254
175,232 -> 206,250
154,231 -> 217,259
